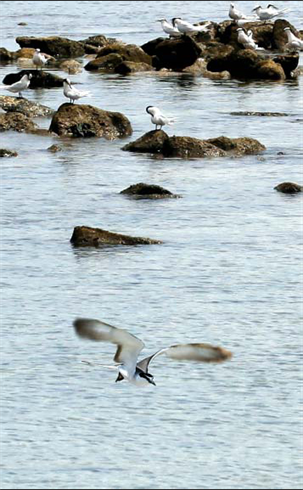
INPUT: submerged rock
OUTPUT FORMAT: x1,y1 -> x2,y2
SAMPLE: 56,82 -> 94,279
120,183 -> 181,199
274,182 -> 302,194
49,103 -> 132,139
0,148 -> 18,157
123,131 -> 266,158
47,144 -> 62,153
0,95 -> 54,117
16,36 -> 85,57
3,70 -> 64,88
70,225 -> 162,247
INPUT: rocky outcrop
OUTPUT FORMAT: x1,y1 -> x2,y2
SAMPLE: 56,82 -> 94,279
272,19 -> 301,50
123,131 -> 266,158
85,42 -> 152,72
142,36 -> 202,71
272,54 -> 300,78
274,182 -> 302,194
0,95 -> 54,117
115,61 -> 155,75
16,36 -> 85,57
49,103 -> 132,139
120,183 -> 181,199
3,70 -> 64,88
0,47 -> 15,61
70,225 -> 162,247
0,148 -> 18,157
0,112 -> 37,132
60,59 -> 82,74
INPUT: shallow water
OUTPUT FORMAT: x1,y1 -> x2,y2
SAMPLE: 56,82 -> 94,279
0,2 -> 303,489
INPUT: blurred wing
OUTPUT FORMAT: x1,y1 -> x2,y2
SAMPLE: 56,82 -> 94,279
138,343 -> 232,371
73,318 -> 145,371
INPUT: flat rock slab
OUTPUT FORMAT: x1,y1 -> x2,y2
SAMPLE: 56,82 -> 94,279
0,95 -> 54,117
122,131 -> 266,158
16,36 -> 85,58
274,182 -> 302,194
70,226 -> 162,247
120,183 -> 181,199
49,103 -> 132,139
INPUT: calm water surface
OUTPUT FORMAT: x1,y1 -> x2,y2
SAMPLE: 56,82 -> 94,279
0,1 -> 303,489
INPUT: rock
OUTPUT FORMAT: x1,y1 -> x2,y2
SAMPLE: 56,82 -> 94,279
150,36 -> 202,71
0,148 -> 18,157
274,182 -> 302,194
18,22 -> 28,26
60,59 -> 82,74
0,47 -> 15,61
0,95 -> 54,117
218,21 -> 273,50
272,54 -> 299,78
49,103 -> 132,139
115,61 -> 155,75
79,34 -> 115,51
122,130 -> 169,153
70,225 -> 162,247
272,19 -> 301,50
14,47 -> 35,59
0,112 -> 37,132
141,37 -> 165,57
120,183 -> 181,199
47,144 -> 62,153
255,59 -> 286,80
3,70 -> 64,88
85,42 -> 152,72
16,36 -> 85,58
230,111 -> 288,117
123,131 -> 266,158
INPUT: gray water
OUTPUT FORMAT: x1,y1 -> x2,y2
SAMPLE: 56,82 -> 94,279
1,1 -> 303,489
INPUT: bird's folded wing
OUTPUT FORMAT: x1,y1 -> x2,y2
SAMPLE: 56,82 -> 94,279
73,318 -> 145,368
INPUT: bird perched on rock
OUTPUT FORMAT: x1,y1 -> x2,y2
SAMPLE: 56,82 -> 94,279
229,3 -> 249,21
1,73 -> 32,98
157,18 -> 181,37
73,318 -> 232,387
63,78 -> 91,104
146,106 -> 175,130
172,17 -> 211,35
236,28 -> 264,50
252,4 -> 290,20
284,27 -> 303,51
32,48 -> 48,70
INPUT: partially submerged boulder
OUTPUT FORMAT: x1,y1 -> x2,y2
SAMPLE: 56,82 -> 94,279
145,36 -> 202,71
115,61 -> 155,75
122,131 -> 266,158
70,225 -> 162,247
0,148 -> 18,157
49,103 -> 132,139
85,42 -> 152,72
0,95 -> 54,117
0,112 -> 37,132
3,70 -> 64,88
120,183 -> 181,199
16,36 -> 85,57
274,182 -> 302,194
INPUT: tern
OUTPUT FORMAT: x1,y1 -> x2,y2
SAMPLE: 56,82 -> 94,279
229,3 -> 249,21
236,28 -> 263,49
146,106 -> 176,130
63,78 -> 91,104
172,18 -> 211,34
252,5 -> 290,20
32,48 -> 48,70
157,18 -> 181,37
284,27 -> 303,51
73,318 -> 232,387
1,73 -> 32,98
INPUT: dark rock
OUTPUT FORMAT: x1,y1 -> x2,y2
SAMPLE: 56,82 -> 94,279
230,111 -> 288,117
120,183 -> 181,199
141,37 -> 166,57
151,36 -> 202,71
274,182 -> 302,194
18,22 -> 28,26
85,42 -> 152,72
272,19 -> 301,50
49,103 -> 132,139
47,144 -> 62,152
3,70 -> 64,88
115,61 -> 155,75
85,53 -> 124,72
16,36 -> 85,58
0,95 -> 54,117
218,21 -> 273,50
272,53 -> 299,78
123,131 -> 266,158
0,47 -> 15,62
122,130 -> 169,153
70,225 -> 162,247
0,112 -> 37,132
79,34 -> 112,49
0,148 -> 18,157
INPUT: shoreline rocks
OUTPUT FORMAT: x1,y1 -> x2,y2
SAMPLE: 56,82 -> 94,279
3,70 -> 64,88
122,131 -> 266,158
70,225 -> 163,247
49,103 -> 132,139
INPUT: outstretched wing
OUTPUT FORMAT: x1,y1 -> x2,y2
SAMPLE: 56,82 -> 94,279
73,318 -> 145,372
137,343 -> 232,373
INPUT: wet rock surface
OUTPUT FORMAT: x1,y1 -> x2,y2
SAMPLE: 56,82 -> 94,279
122,130 -> 169,153
16,36 -> 86,57
70,225 -> 163,247
3,70 -> 64,88
0,112 -> 37,132
85,42 -> 152,72
0,95 -> 54,117
274,182 -> 302,194
0,148 -> 18,157
49,103 -> 132,139
120,183 -> 181,199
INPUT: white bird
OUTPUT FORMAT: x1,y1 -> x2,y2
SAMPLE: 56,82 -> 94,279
172,17 -> 211,34
236,28 -> 264,50
63,78 -> 91,104
252,4 -> 290,21
73,318 -> 232,387
284,27 -> 303,51
32,48 -> 48,70
1,73 -> 32,98
229,3 -> 249,21
146,106 -> 175,130
157,18 -> 181,37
